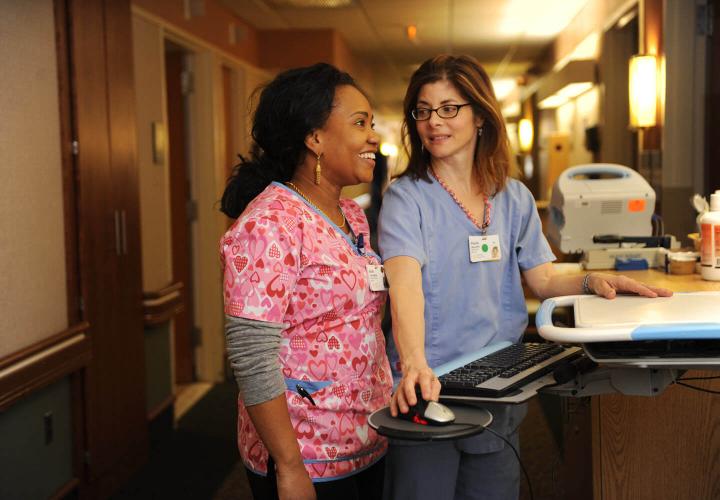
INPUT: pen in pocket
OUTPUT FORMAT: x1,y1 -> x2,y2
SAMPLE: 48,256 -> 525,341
295,384 -> 317,406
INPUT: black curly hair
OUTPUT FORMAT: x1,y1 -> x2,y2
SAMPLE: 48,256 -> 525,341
220,63 -> 359,218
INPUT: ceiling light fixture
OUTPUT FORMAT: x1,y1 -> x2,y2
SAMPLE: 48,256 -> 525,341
406,24 -> 418,43
491,78 -> 516,102
537,60 -> 596,110
502,102 -> 521,119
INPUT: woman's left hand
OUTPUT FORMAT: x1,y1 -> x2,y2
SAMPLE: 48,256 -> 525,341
586,272 -> 673,299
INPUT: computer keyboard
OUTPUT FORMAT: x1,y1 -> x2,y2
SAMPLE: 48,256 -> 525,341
439,342 -> 582,398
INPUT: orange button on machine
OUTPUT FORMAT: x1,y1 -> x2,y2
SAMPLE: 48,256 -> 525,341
628,199 -> 646,212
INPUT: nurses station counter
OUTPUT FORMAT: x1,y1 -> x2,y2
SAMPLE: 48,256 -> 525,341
542,270 -> 720,500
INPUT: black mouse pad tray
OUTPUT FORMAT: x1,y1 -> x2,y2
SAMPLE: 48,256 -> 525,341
368,404 -> 493,441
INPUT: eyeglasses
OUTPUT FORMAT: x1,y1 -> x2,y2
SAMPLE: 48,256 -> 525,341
411,103 -> 472,121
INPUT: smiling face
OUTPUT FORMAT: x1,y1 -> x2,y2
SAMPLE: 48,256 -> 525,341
415,79 -> 484,166
314,85 -> 379,186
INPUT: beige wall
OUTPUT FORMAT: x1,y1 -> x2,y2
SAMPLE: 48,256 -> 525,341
131,8 -> 271,381
555,87 -> 599,169
133,15 -> 174,292
189,51 -> 226,382
0,0 -> 68,356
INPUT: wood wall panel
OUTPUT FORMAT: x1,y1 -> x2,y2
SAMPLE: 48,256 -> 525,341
166,50 -> 196,383
55,0 -> 81,326
597,380 -> 720,499
70,0 -> 148,495
257,29 -> 334,69
71,0 -> 118,481
640,0 -> 663,151
142,282 -> 184,326
132,0 -> 260,65
0,323 -> 90,411
590,271 -> 720,499
100,2 -> 148,494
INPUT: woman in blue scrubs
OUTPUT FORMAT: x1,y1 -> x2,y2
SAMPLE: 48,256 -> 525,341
378,54 -> 672,500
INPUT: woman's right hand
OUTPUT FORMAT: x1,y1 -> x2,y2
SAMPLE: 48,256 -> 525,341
390,360 -> 441,417
276,460 -> 316,500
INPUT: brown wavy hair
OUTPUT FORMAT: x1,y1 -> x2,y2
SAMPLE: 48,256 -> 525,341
400,54 -> 514,194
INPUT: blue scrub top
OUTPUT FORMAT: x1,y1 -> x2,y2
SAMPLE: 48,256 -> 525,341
378,175 -> 556,375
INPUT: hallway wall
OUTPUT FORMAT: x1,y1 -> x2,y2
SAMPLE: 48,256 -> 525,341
0,4 -> 77,495
0,0 -> 68,356
130,0 -> 371,384
131,7 -> 270,384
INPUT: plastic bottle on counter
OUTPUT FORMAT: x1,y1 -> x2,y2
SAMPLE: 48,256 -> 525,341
700,190 -> 720,281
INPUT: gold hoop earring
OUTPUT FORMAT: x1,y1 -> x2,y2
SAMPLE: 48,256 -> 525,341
314,153 -> 322,185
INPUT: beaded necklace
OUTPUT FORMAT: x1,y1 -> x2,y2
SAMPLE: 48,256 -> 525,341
430,168 -> 491,234
285,181 -> 348,229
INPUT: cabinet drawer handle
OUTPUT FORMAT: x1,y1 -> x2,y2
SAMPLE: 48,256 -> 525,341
114,210 -> 121,256
121,210 -> 128,255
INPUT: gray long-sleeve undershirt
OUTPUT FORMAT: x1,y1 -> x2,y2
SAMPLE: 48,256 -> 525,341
225,315 -> 287,406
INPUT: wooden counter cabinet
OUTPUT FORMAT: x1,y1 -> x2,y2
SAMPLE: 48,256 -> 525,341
591,271 -> 720,500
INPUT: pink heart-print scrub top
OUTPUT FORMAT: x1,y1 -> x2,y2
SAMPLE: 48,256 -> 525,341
221,182 -> 392,481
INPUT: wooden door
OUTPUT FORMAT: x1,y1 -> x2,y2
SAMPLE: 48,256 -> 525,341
165,48 -> 195,384
69,0 -> 147,495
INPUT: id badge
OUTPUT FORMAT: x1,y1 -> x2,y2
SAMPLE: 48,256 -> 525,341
469,234 -> 502,262
366,264 -> 388,291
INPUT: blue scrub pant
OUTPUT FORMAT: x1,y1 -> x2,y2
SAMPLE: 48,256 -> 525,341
383,404 -> 525,500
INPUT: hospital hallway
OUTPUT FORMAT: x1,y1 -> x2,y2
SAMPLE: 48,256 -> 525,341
6,0 -> 720,498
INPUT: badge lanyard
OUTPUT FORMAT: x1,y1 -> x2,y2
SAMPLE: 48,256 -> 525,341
430,168 -> 501,262
343,215 -> 387,291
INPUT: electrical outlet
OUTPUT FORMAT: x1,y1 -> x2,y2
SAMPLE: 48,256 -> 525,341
44,412 -> 54,445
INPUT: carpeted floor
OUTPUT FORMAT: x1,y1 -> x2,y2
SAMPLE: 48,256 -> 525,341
112,382 -> 253,500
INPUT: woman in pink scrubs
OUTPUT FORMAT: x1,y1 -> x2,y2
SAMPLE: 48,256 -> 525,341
220,63 -> 392,499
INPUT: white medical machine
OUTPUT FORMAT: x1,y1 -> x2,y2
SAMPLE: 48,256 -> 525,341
547,164 -> 656,254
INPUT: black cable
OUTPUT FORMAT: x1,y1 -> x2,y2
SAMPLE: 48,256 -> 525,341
675,382 -> 720,395
420,420 -> 534,499
678,375 -> 720,381
483,426 -> 534,500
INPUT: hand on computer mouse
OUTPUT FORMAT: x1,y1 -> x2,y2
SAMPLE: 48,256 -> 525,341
396,387 -> 456,426
391,363 -> 441,417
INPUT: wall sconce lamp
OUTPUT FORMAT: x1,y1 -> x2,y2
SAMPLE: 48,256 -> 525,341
628,54 -> 658,128
518,118 -> 534,153
151,121 -> 166,165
